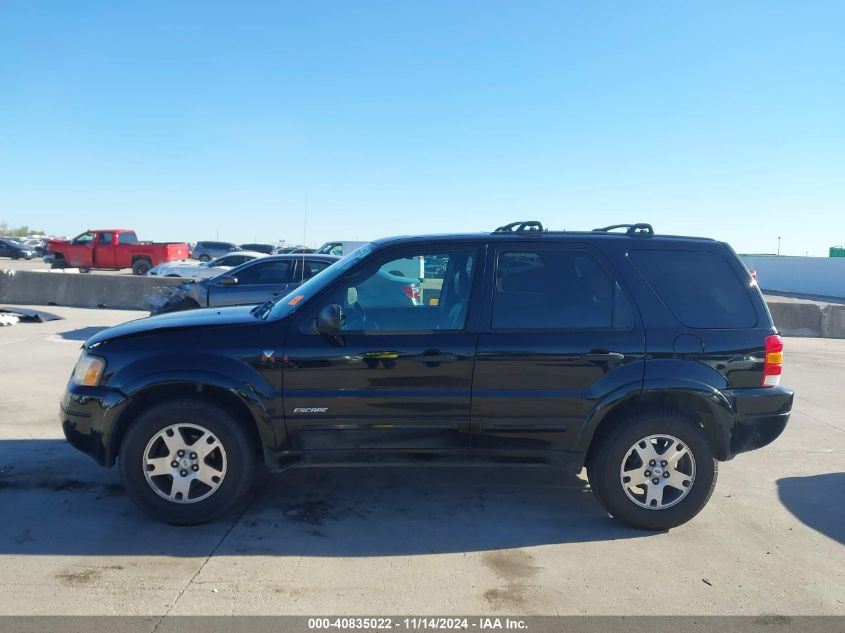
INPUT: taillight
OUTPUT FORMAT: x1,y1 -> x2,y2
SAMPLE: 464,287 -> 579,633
763,334 -> 784,387
403,285 -> 421,303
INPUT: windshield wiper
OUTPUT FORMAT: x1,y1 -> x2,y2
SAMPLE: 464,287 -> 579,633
251,295 -> 282,319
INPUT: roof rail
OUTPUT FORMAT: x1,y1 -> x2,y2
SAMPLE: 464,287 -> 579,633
494,221 -> 545,233
592,223 -> 654,237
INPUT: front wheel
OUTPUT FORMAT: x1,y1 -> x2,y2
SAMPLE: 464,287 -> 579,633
119,399 -> 256,525
587,410 -> 717,530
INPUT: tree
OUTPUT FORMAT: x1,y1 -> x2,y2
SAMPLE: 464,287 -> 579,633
0,221 -> 44,238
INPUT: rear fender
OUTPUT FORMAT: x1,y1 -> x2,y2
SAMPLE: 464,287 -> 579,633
577,378 -> 735,461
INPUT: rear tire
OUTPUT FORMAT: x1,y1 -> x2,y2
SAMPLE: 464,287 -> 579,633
198,255 -> 210,262
119,399 -> 256,525
587,409 -> 717,530
132,259 -> 152,275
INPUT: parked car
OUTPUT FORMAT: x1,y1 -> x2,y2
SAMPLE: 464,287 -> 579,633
0,237 -> 34,260
148,254 -> 340,314
62,221 -> 792,528
21,237 -> 48,256
46,229 -> 190,275
276,245 -> 314,254
239,243 -> 278,255
314,240 -> 367,256
191,241 -> 239,262
147,251 -> 267,279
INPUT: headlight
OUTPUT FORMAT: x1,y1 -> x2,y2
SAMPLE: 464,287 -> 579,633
72,353 -> 106,386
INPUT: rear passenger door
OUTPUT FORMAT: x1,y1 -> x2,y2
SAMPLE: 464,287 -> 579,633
208,259 -> 294,306
472,243 -> 645,453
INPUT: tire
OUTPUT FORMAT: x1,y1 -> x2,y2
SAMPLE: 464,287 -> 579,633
79,267 -> 91,273
50,257 -> 66,269
119,399 -> 257,525
198,255 -> 210,262
132,259 -> 152,275
587,409 -> 717,530
10,253 -> 19,260
156,297 -> 200,314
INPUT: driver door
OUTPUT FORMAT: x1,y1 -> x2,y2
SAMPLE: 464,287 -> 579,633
282,244 -> 482,451
68,232 -> 95,267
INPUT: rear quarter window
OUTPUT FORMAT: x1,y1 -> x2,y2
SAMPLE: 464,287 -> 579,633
630,249 -> 757,329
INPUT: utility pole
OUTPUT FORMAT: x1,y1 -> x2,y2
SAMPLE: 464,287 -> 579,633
777,236 -> 781,256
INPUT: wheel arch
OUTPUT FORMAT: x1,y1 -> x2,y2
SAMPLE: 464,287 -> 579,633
106,377 -> 274,467
579,379 -> 735,466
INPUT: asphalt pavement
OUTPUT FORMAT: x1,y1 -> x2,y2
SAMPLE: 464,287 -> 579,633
0,307 -> 842,615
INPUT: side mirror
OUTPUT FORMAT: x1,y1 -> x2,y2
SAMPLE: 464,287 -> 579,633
316,304 -> 342,334
217,275 -> 238,287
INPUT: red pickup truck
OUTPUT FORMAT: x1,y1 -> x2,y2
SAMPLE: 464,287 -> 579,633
47,230 -> 190,275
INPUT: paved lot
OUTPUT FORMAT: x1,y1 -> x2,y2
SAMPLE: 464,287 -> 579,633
0,306 -> 842,615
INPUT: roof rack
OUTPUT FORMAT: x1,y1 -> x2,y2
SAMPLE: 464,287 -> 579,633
493,221 -> 545,233
592,223 -> 654,237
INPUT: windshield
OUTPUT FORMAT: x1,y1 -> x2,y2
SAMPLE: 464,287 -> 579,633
258,243 -> 376,320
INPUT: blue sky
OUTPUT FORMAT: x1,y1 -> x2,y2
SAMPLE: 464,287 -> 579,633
1,1 -> 843,254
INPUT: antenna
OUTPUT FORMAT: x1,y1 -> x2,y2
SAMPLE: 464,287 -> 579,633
301,193 -> 308,282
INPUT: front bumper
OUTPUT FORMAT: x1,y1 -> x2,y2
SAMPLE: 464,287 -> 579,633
60,382 -> 129,467
724,385 -> 793,457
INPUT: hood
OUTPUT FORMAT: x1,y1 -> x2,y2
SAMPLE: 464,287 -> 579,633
85,305 -> 259,348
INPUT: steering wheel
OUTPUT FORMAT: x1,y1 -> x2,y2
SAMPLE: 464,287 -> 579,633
343,300 -> 379,331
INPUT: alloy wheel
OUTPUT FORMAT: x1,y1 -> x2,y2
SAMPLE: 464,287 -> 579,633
142,423 -> 227,504
619,434 -> 696,510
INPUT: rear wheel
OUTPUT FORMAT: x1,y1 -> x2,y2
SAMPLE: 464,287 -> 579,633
587,410 -> 717,530
119,399 -> 256,525
198,254 -> 211,262
132,259 -> 152,275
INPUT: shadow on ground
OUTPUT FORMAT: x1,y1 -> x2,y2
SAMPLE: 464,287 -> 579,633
777,472 -> 845,545
0,439 -> 647,557
57,327 -> 108,341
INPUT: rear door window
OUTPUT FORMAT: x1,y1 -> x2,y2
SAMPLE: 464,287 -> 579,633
492,247 -> 633,330
630,249 -> 757,328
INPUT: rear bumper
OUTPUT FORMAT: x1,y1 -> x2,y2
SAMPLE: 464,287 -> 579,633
723,385 -> 793,458
60,382 -> 128,467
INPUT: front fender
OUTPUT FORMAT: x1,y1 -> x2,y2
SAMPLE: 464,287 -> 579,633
107,369 -> 278,465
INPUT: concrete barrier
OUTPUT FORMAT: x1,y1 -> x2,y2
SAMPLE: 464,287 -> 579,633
766,300 -> 824,337
0,270 -> 184,310
765,297 -> 845,339
821,304 -> 845,339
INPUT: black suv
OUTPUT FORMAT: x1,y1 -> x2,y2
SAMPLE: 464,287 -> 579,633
61,222 -> 793,529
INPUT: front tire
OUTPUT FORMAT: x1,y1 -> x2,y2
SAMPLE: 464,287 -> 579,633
119,399 -> 256,525
587,410 -> 717,530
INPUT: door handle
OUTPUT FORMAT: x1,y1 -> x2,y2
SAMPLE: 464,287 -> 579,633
584,351 -> 625,362
413,349 -> 458,365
